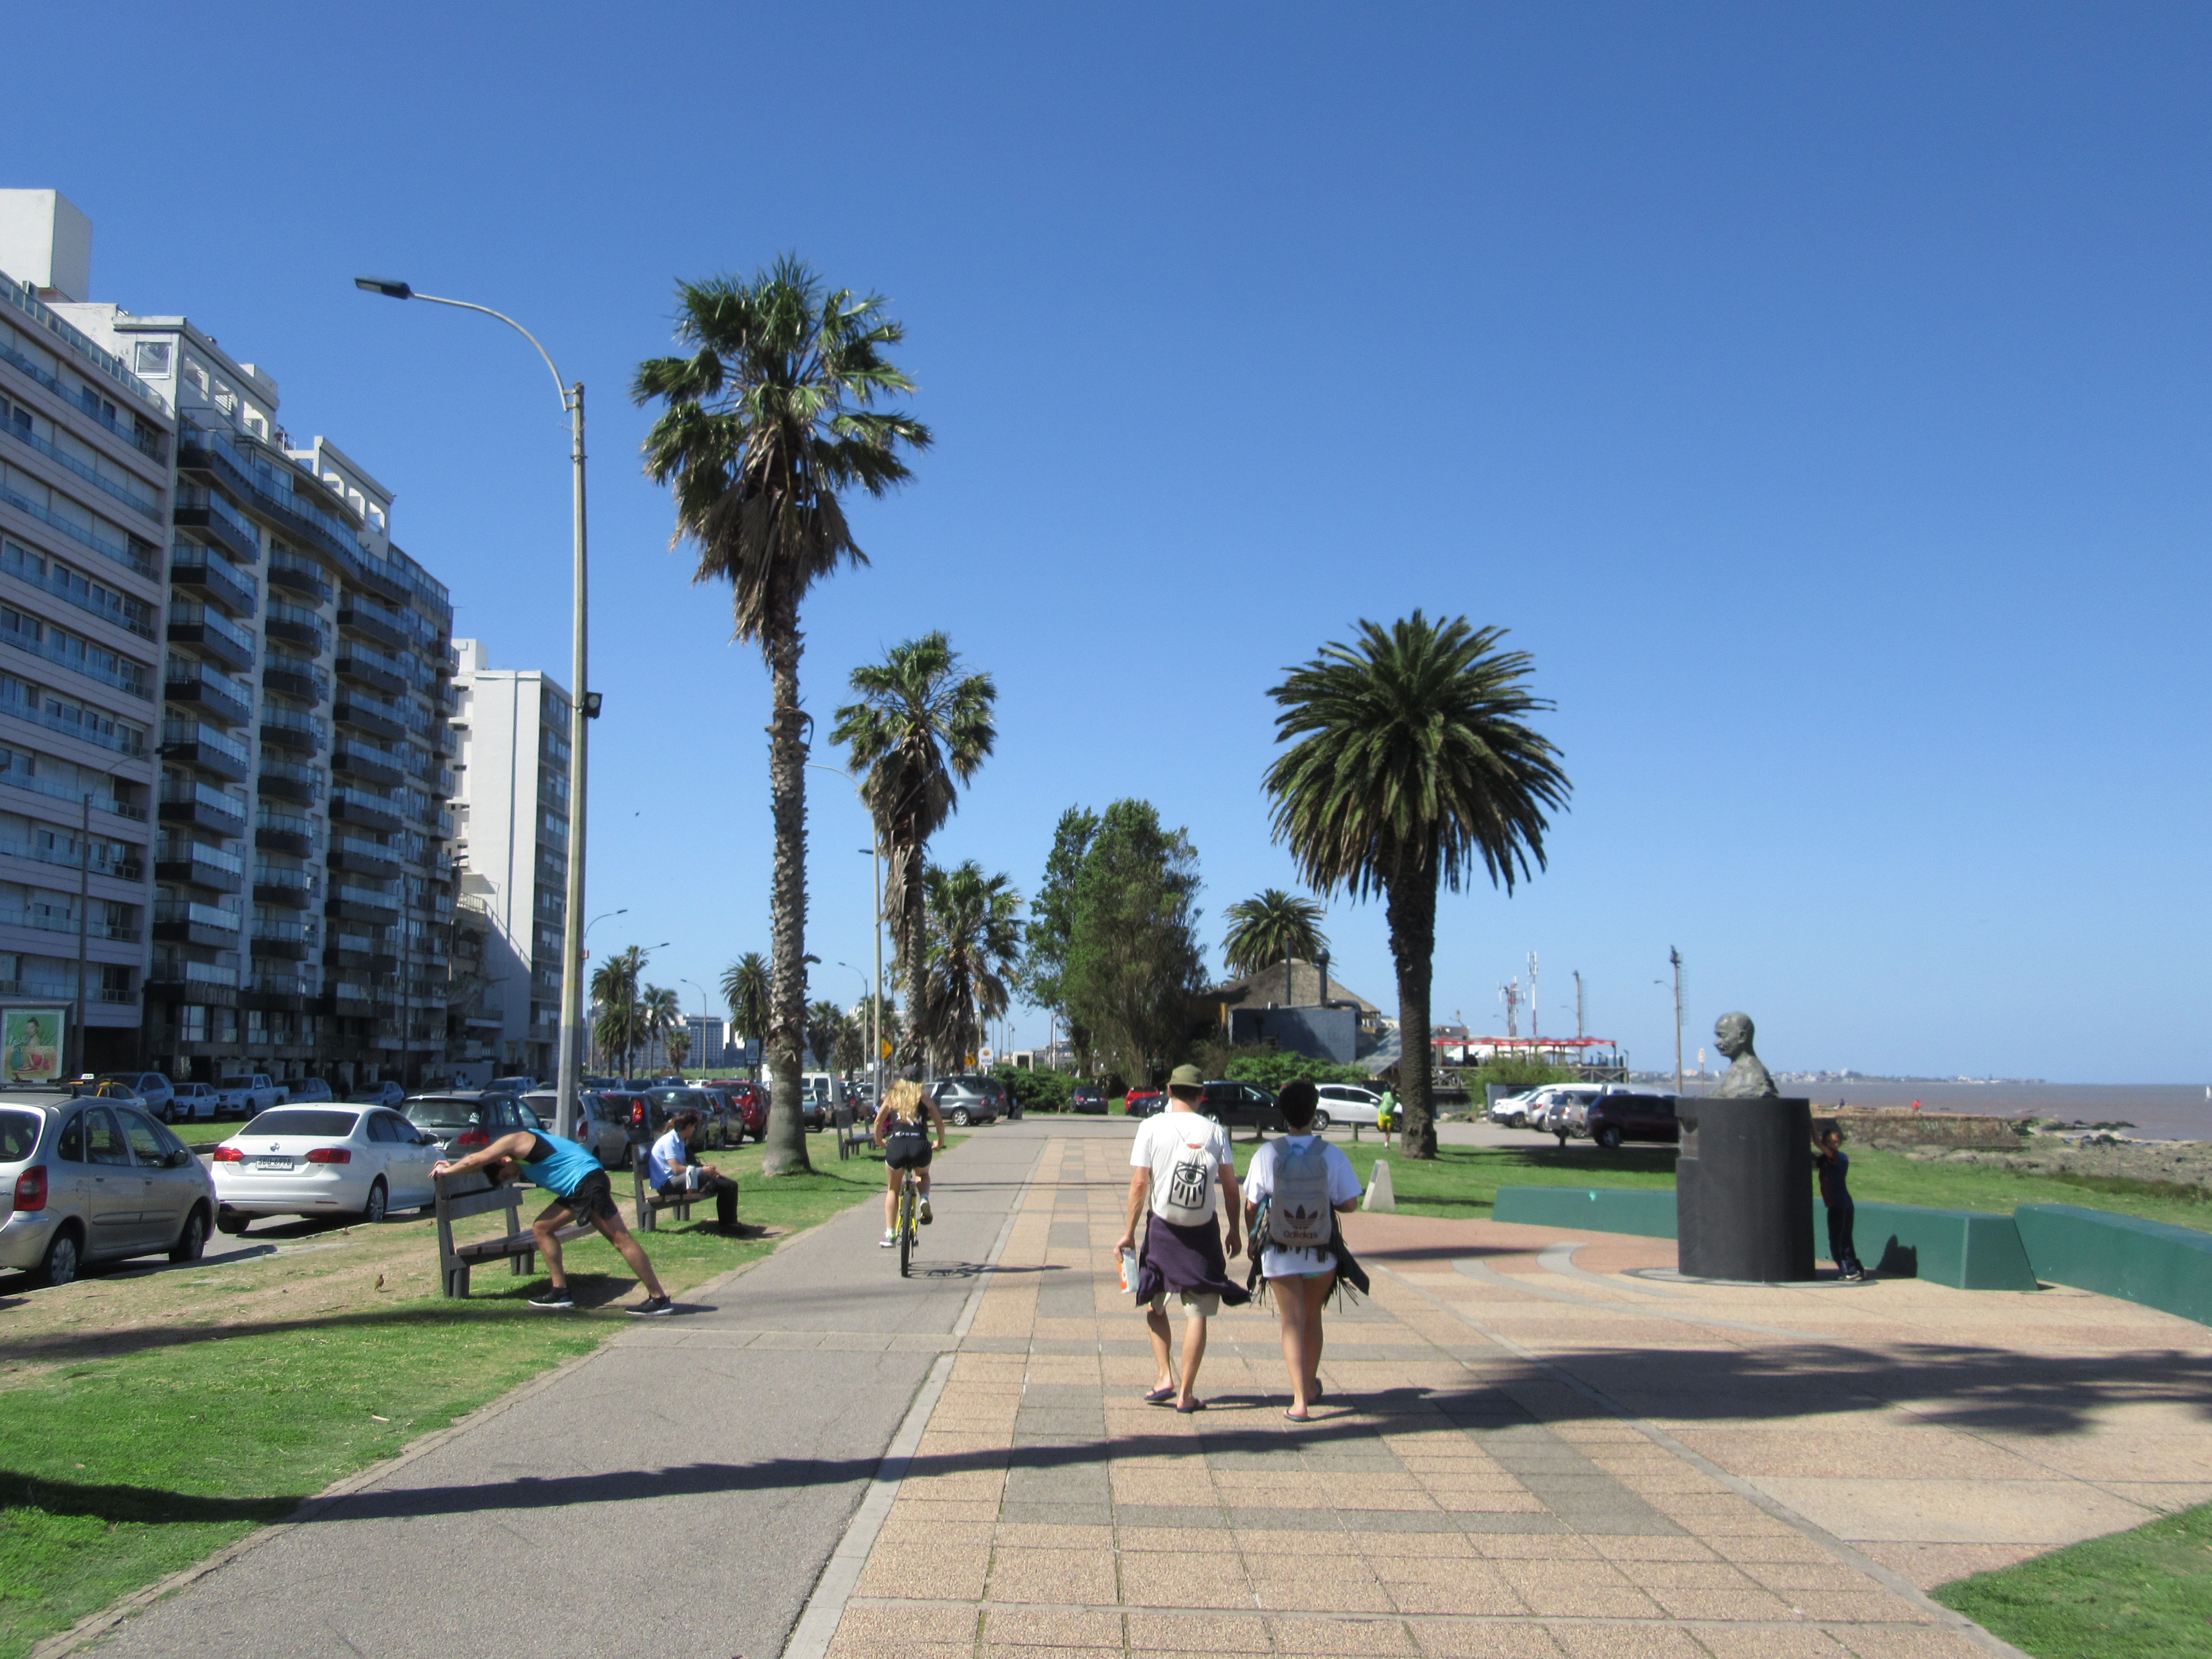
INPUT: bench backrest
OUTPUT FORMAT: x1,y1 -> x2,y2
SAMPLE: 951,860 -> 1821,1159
434,1172 -> 525,1265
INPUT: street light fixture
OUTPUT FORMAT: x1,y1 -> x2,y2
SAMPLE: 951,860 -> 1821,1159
355,276 -> 591,1144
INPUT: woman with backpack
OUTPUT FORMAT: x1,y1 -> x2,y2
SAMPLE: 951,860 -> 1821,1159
1243,1079 -> 1364,1420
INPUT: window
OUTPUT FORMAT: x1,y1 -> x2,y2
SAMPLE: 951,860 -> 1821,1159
56,1112 -> 82,1161
84,1106 -> 128,1165
133,341 -> 173,377
120,1112 -> 166,1166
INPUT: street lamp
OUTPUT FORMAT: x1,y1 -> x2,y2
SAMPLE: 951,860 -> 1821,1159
355,276 -> 591,1143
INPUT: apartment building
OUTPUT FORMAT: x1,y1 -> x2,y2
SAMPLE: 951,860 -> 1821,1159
447,639 -> 570,1083
0,198 -> 169,1071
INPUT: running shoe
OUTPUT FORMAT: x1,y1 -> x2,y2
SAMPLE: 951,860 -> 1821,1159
919,1197 -> 933,1225
880,1229 -> 898,1248
628,1295 -> 675,1317
528,1289 -> 575,1310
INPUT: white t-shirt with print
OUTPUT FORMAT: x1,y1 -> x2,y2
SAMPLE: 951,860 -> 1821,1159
1130,1110 -> 1234,1225
1244,1134 -> 1362,1279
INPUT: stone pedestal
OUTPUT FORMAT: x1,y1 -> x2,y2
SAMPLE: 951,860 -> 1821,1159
1676,1095 -> 1814,1282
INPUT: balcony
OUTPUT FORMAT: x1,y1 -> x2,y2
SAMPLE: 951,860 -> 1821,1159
167,549 -> 259,619
323,942 -> 395,974
146,955 -> 239,1006
252,863 -> 315,909
170,486 -> 261,565
329,786 -> 400,834
326,980 -> 375,1015
263,599 -> 327,655
177,425 -> 366,573
158,717 -> 250,783
244,968 -> 318,1010
327,835 -> 399,878
158,778 -> 247,836
152,899 -> 242,948
333,693 -> 406,742
335,641 -> 408,696
250,918 -> 317,961
166,601 -> 256,675
266,550 -> 333,605
335,594 -> 410,651
259,704 -> 326,754
253,809 -> 318,858
326,882 -> 400,926
154,834 -> 244,894
331,742 -> 403,789
256,755 -> 323,806
164,658 -> 253,728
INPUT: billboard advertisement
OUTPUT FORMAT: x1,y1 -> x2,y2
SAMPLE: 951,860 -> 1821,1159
3,1007 -> 66,1084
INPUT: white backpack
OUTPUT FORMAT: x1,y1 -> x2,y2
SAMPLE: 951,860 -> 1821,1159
1266,1137 -> 1335,1250
1150,1126 -> 1220,1226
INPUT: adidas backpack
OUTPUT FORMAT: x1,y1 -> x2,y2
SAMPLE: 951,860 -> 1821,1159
1266,1137 -> 1334,1250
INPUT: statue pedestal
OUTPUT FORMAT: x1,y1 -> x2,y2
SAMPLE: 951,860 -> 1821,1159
1676,1096 -> 1814,1283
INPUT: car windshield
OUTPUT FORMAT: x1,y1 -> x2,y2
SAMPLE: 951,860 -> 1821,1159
0,1108 -> 40,1161
405,1099 -> 483,1130
240,1109 -> 361,1138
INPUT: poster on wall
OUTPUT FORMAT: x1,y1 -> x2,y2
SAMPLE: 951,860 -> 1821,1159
2,1007 -> 65,1084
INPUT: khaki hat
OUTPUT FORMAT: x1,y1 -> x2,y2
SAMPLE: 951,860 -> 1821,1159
1167,1064 -> 1204,1090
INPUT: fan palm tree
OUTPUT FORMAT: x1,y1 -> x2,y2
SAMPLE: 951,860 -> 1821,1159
721,952 -> 769,1081
634,257 -> 931,1176
1264,614 -> 1569,1159
640,985 -> 682,1074
1221,888 -> 1329,998
833,1009 -> 867,1078
831,633 -> 995,1073
664,1025 -> 691,1074
805,998 -> 847,1074
921,861 -> 1023,1072
590,946 -> 648,1074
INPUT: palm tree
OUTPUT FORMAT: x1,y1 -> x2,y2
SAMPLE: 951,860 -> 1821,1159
664,1025 -> 691,1074
591,946 -> 648,1074
721,952 -> 769,1081
640,985 -> 682,1074
832,1009 -> 867,1078
805,998 -> 847,1074
921,861 -> 1023,1072
634,257 -> 931,1176
1221,888 -> 1329,998
1263,614 -> 1569,1158
831,634 -> 995,1074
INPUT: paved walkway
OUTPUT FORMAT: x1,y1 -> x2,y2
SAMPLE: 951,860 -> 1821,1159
813,1130 -> 2212,1659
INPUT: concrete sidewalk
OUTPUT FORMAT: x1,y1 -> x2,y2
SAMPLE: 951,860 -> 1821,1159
808,1132 -> 2212,1658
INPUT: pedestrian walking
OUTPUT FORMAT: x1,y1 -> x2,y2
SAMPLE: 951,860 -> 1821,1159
651,1108 -> 741,1231
434,1128 -> 675,1315
1244,1079 -> 1363,1420
1116,1063 -> 1246,1412
1816,1125 -> 1867,1281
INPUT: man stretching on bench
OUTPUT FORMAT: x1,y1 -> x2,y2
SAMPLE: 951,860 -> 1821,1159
434,1129 -> 674,1316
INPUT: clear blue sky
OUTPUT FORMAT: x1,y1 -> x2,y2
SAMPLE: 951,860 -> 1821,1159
15,3 -> 2209,1081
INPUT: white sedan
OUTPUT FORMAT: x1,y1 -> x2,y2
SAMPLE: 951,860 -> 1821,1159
212,1105 -> 443,1231
1312,1082 -> 1385,1129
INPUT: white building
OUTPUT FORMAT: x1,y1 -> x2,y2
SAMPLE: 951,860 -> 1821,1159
684,1012 -> 725,1068
447,639 -> 570,1080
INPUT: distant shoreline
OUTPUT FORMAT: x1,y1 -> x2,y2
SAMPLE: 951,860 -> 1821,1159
1634,1080 -> 2212,1143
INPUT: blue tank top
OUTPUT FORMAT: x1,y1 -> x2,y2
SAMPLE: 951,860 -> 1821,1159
519,1132 -> 603,1198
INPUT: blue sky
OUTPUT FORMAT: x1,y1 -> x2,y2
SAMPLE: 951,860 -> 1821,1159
15,3 -> 2209,1080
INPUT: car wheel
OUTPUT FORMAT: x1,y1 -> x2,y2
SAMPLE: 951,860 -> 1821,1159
34,1226 -> 82,1287
360,1179 -> 389,1225
950,1107 -> 971,1128
169,1206 -> 209,1264
1312,1110 -> 1331,1132
215,1208 -> 248,1236
1596,1126 -> 1623,1150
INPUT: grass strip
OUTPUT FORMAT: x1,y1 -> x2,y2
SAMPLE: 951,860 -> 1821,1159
1933,1502 -> 2212,1657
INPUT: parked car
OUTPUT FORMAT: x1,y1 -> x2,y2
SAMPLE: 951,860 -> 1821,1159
169,1081 -> 221,1121
581,1075 -> 623,1090
518,1090 -> 632,1168
1071,1085 -> 1108,1115
481,1076 -> 537,1099
927,1076 -> 1001,1128
215,1073 -> 287,1118
352,1080 -> 406,1109
400,1091 -> 499,1158
0,1091 -> 218,1284
1199,1079 -> 1287,1135
1583,1091 -> 1681,1150
1123,1089 -> 1164,1118
1487,1089 -> 1542,1128
96,1072 -> 175,1121
285,1077 -> 335,1104
1312,1082 -> 1384,1129
643,1086 -> 742,1149
213,1106 -> 443,1231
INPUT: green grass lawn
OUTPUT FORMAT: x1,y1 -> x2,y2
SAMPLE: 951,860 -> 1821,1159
0,1134 -> 891,1659
1934,1502 -> 2212,1657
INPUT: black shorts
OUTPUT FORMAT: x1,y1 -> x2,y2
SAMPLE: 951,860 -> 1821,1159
884,1135 -> 933,1171
544,1170 -> 620,1225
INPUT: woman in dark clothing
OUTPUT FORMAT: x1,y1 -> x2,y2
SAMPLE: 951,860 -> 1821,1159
1815,1126 -> 1867,1281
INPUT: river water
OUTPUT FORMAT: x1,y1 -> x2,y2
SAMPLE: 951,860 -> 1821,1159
1744,1082 -> 2212,1142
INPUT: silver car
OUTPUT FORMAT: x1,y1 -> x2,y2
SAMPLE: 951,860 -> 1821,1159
0,1090 -> 219,1285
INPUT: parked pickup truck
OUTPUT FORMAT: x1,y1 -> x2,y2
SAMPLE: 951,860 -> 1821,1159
214,1074 -> 288,1117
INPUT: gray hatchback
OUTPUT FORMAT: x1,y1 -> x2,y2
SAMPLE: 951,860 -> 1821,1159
0,1090 -> 218,1285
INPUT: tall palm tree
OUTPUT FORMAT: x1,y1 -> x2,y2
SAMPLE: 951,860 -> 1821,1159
921,861 -> 1023,1072
1264,614 -> 1569,1159
1221,888 -> 1329,998
591,946 -> 648,1074
831,634 -> 995,1073
634,257 -> 931,1176
640,985 -> 682,1074
721,952 -> 769,1081
805,998 -> 847,1074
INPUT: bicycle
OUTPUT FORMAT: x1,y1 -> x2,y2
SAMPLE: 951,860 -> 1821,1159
895,1166 -> 921,1278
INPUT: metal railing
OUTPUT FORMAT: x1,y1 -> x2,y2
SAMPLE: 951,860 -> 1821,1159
167,601 -> 256,664
154,899 -> 240,933
0,474 -> 157,580
160,718 -> 251,768
0,266 -> 168,411
148,955 -> 239,989
0,410 -> 163,519
2,538 -> 157,639
156,835 -> 244,874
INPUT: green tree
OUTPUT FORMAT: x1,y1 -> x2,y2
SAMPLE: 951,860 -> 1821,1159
1221,888 -> 1329,993
640,985 -> 683,1074
831,633 -> 995,1072
805,998 -> 847,1074
721,952 -> 769,1081
590,945 -> 648,1074
634,256 -> 931,1176
1062,800 -> 1206,1088
922,861 -> 1023,1071
832,1007 -> 867,1077
664,1025 -> 692,1074
1264,614 -> 1569,1158
1017,806 -> 1098,1063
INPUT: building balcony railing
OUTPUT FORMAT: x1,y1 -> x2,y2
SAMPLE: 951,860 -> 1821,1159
333,692 -> 407,742
262,654 -> 328,702
0,405 -> 163,521
0,903 -> 139,942
332,743 -> 404,788
148,954 -> 239,990
172,483 -> 264,564
258,703 -> 327,754
166,547 -> 258,620
263,598 -> 327,655
163,657 -> 253,728
0,829 -> 142,882
7,542 -> 157,640
0,268 -> 168,414
329,785 -> 400,832
0,474 -> 160,583
155,834 -> 243,893
157,777 -> 247,835
265,549 -> 333,605
166,600 -> 256,675
336,596 -> 409,651
2,620 -> 153,702
255,755 -> 323,807
159,717 -> 251,782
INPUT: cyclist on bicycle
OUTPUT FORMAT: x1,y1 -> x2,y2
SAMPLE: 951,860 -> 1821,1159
874,1077 -> 947,1247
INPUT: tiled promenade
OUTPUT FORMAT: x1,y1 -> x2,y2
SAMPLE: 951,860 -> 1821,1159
817,1132 -> 2212,1659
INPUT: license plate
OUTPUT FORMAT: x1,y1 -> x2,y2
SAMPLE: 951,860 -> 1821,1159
253,1158 -> 295,1172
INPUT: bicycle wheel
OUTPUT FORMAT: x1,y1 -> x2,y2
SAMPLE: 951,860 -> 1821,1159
898,1179 -> 914,1279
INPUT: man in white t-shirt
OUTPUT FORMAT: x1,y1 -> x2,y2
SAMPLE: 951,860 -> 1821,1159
1115,1063 -> 1244,1412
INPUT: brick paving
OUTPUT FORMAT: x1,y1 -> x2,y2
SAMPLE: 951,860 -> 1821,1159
815,1132 -> 2212,1658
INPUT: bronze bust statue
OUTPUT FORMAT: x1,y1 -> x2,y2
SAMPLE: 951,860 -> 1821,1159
1711,1011 -> 1778,1099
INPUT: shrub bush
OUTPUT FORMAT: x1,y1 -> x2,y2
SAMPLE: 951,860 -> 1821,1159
992,1064 -> 1075,1112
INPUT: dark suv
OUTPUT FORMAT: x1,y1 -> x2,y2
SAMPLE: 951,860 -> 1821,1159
1584,1092 -> 1679,1150
1071,1085 -> 1107,1115
1200,1080 -> 1286,1136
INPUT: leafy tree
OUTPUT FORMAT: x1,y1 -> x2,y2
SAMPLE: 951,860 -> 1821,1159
634,256 -> 930,1175
590,946 -> 649,1074
1221,888 -> 1329,991
832,633 -> 995,1075
1062,800 -> 1207,1088
805,998 -> 847,1074
1220,1050 -> 1373,1091
640,985 -> 682,1073
833,1009 -> 867,1076
1017,806 -> 1098,1064
992,1063 -> 1073,1112
921,862 -> 1022,1070
721,952 -> 768,1080
664,1026 -> 691,1074
1264,614 -> 1569,1158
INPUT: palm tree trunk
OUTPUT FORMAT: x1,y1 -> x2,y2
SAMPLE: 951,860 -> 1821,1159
898,844 -> 928,1075
762,590 -> 812,1175
1385,859 -> 1440,1159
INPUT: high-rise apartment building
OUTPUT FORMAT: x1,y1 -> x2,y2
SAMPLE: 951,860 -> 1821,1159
447,639 -> 570,1082
0,204 -> 170,1072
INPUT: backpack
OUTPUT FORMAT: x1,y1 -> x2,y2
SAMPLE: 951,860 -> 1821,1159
1150,1124 -> 1220,1226
1266,1137 -> 1335,1250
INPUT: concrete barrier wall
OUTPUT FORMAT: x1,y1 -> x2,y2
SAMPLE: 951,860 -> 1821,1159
1852,1201 -> 2040,1291
2014,1203 -> 2212,1327
1492,1186 -> 1679,1238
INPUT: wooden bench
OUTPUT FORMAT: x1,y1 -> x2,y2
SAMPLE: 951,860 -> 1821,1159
626,1132 -> 696,1232
833,1104 -> 875,1162
434,1170 -> 590,1298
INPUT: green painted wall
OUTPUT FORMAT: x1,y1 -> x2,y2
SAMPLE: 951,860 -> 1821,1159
1852,1201 -> 2040,1291
1492,1186 -> 1679,1238
2015,1203 -> 2212,1327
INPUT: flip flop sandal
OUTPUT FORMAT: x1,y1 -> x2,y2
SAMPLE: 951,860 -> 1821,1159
1283,1409 -> 1313,1422
1176,1400 -> 1207,1413
1143,1386 -> 1177,1404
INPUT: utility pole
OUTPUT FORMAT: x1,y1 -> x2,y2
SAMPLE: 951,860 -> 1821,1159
1528,952 -> 1539,1044
1573,969 -> 1584,1039
1669,947 -> 1684,1097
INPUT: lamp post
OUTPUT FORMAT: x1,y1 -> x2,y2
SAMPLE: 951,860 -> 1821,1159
353,276 -> 591,1143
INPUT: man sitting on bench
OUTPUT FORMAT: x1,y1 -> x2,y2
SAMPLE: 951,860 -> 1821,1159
652,1108 -> 739,1231
434,1129 -> 674,1316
